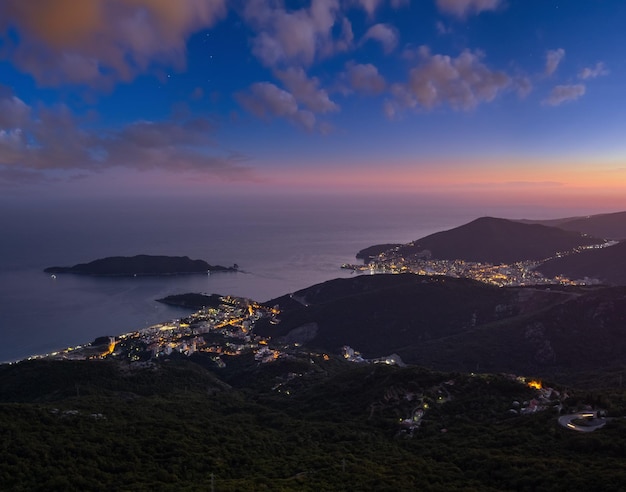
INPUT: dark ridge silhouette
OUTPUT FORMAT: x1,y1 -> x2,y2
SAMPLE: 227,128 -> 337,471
257,273 -> 626,383
44,255 -> 237,276
519,210 -> 626,240
537,241 -> 626,285
391,217 -> 601,264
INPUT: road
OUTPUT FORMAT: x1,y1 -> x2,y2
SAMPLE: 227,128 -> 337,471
558,411 -> 606,432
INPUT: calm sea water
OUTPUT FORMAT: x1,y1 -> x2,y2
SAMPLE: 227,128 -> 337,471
0,194 -> 598,362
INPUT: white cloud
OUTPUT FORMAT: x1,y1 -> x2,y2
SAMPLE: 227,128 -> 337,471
362,23 -> 399,54
545,48 -> 565,76
579,62 -> 609,80
436,0 -> 503,18
0,0 -> 227,87
388,47 -> 510,113
543,84 -> 586,106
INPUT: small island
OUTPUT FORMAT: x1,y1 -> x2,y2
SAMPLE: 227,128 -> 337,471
44,255 -> 238,276
156,293 -> 224,309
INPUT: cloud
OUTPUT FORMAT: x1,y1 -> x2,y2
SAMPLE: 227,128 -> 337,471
344,62 -> 386,94
274,67 -> 339,113
545,48 -> 565,76
355,0 -> 384,16
513,76 -> 532,98
243,0 -> 350,68
436,0 -> 503,18
543,84 -> 586,106
236,82 -> 317,131
387,46 -> 510,114
436,21 -> 452,35
579,62 -> 609,80
353,0 -> 409,16
0,92 -> 252,181
0,0 -> 227,88
0,94 -> 31,128
361,23 -> 399,54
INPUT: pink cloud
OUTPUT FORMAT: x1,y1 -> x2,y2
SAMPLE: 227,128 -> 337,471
236,82 -> 317,131
436,0 -> 503,18
244,0 -> 349,68
355,0 -> 384,16
344,62 -> 386,94
0,94 -> 31,128
543,84 -> 586,106
579,62 -> 609,80
545,48 -> 565,76
388,46 -> 510,113
274,67 -> 339,113
0,0 -> 227,87
0,91 -> 252,180
362,23 -> 399,54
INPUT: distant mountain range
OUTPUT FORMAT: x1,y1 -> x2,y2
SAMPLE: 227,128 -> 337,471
518,210 -> 626,240
44,255 -> 237,276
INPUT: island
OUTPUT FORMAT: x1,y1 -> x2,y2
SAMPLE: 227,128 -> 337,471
156,293 -> 224,309
44,255 -> 238,276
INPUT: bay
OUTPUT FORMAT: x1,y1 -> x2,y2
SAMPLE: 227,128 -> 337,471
0,194 -> 591,363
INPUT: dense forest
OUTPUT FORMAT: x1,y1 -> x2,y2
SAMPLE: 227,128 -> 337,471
3,357 -> 626,491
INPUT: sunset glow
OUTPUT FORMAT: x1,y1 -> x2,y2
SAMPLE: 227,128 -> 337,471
0,0 -> 624,211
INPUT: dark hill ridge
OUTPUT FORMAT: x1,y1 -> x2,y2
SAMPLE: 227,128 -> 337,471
537,241 -> 626,285
257,274 -> 626,386
45,255 -> 237,276
359,217 -> 602,265
356,243 -> 403,262
259,274 -> 540,356
520,211 -> 626,240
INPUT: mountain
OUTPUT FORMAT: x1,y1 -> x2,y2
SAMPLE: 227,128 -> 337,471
519,211 -> 626,240
257,274 -> 626,386
359,217 -> 602,265
537,241 -> 626,285
44,255 -> 237,276
355,243 -> 403,262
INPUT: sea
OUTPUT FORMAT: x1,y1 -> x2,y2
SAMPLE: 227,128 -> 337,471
0,193 -> 604,363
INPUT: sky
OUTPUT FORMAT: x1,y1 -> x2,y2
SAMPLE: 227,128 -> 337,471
1,0 -> 625,211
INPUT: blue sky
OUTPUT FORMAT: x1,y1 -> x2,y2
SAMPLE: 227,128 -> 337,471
1,0 -> 625,209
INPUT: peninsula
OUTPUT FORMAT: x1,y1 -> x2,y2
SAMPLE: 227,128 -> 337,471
44,255 -> 238,276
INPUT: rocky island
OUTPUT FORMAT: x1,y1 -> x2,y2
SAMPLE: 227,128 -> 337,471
44,255 -> 238,276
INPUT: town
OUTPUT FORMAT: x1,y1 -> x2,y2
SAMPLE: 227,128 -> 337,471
342,242 -> 614,287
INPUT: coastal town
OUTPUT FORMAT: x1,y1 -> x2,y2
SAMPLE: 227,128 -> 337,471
35,295 -> 283,366
22,290 -> 603,434
341,242 -> 615,287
